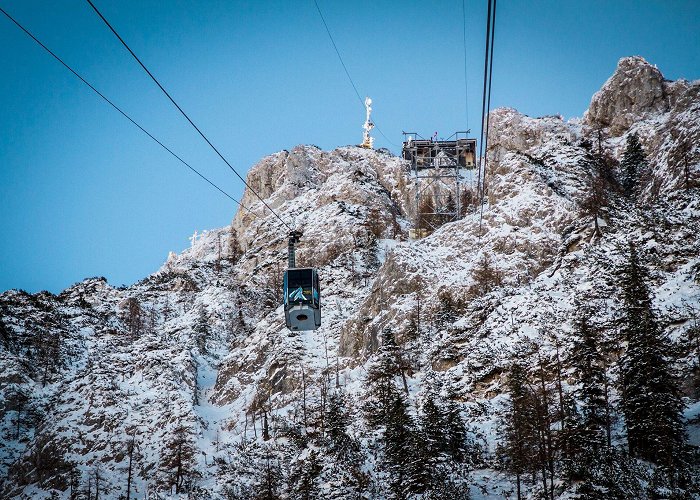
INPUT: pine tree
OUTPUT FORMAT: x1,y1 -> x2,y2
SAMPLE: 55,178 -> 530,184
31,327 -> 61,387
442,193 -> 457,224
418,385 -> 473,495
361,233 -> 381,273
620,133 -> 648,198
364,329 -> 408,428
434,289 -> 459,330
558,397 -> 590,482
13,431 -> 75,491
124,431 -> 141,500
6,385 -> 30,439
676,139 -> 694,190
470,254 -> 502,296
143,305 -> 157,336
91,464 -> 101,500
122,297 -> 143,339
443,393 -> 469,463
569,308 -> 610,455
579,156 -> 608,237
384,389 -> 426,499
0,316 -> 11,351
404,291 -> 423,342
502,362 -> 539,500
419,392 -> 447,458
325,389 -> 354,458
193,305 -> 210,354
228,226 -> 243,264
290,450 -> 322,500
159,424 -> 200,494
363,330 -> 428,497
571,448 -> 637,500
618,243 -> 687,469
253,456 -> 281,500
532,354 -> 556,500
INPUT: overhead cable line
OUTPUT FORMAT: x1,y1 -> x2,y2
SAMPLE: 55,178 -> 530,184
0,5 -> 261,219
483,0 -> 497,162
312,0 -> 399,149
85,0 -> 293,231
476,0 -> 492,203
462,0 -> 470,131
477,0 -> 496,235
462,0 -> 473,193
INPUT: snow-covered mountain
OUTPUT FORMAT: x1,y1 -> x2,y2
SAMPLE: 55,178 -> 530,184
1,56 -> 699,499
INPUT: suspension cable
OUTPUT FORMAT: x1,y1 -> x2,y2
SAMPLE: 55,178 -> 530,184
462,0 -> 470,132
0,5 -> 263,221
312,0 -> 399,149
483,0 -> 497,166
85,0 -> 293,231
477,0 -> 496,236
476,0 -> 492,205
313,0 -> 361,105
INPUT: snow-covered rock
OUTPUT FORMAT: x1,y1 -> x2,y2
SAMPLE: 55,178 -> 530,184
586,56 -> 670,134
1,57 -> 699,499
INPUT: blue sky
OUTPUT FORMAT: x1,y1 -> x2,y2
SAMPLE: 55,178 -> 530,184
1,0 -> 699,293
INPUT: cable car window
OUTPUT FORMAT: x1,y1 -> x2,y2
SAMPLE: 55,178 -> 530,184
286,269 -> 314,305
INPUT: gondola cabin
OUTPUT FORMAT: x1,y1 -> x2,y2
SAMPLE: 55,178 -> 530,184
283,267 -> 321,331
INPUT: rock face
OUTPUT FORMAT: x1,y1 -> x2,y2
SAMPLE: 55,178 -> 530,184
229,145 -> 411,278
585,56 -> 669,135
1,58 -> 699,498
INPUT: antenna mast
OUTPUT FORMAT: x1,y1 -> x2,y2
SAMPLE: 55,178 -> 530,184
361,97 -> 374,149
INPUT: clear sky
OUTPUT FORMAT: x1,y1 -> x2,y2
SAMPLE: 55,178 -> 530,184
1,0 -> 699,293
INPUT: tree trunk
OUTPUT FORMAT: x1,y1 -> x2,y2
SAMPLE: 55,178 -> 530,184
536,357 -> 555,500
302,367 -> 308,430
15,404 -> 22,439
263,410 -> 270,441
126,433 -> 135,500
175,444 -> 183,494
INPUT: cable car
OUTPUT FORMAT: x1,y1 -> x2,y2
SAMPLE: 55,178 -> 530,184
283,230 -> 321,331
283,268 -> 321,331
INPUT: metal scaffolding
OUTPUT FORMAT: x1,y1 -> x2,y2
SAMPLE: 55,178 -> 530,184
402,131 -> 477,238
